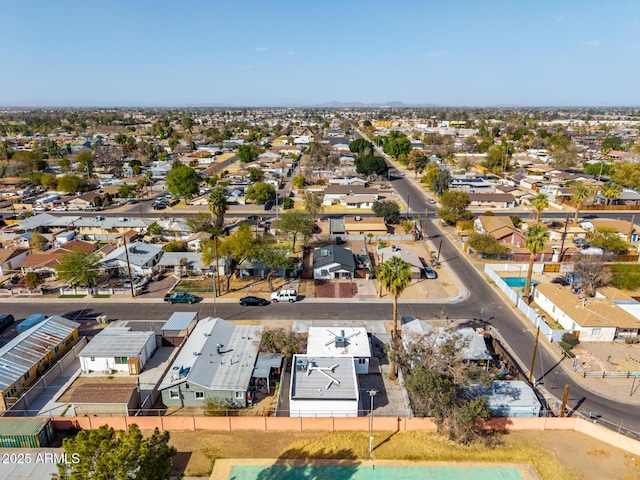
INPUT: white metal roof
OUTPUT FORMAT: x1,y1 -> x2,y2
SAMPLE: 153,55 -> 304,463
290,355 -> 358,401
78,327 -> 154,359
162,312 -> 198,332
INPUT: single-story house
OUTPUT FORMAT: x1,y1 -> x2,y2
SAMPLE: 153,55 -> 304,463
580,219 -> 639,243
594,188 -> 640,207
312,245 -> 355,280
100,241 -> 164,276
306,327 -> 372,375
290,355 -> 359,417
474,216 -> 524,247
157,251 -> 211,276
376,245 -> 422,279
158,317 -> 263,408
75,217 -> 152,242
533,283 -> 640,341
79,327 -> 157,375
467,381 -> 541,418
322,185 -> 379,207
468,193 -> 517,209
344,217 -> 388,235
0,248 -> 29,275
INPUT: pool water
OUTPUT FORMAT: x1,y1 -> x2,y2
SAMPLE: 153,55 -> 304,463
228,465 -> 525,480
503,277 -> 540,288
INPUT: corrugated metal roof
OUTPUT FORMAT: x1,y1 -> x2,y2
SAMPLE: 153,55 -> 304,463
0,316 -> 79,392
159,317 -> 262,392
78,328 -> 154,358
162,312 -> 198,332
252,352 -> 282,378
0,418 -> 49,436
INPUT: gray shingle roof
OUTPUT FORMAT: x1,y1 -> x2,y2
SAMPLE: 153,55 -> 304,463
312,245 -> 355,271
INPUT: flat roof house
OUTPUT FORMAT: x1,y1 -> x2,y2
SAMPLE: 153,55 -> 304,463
290,355 -> 359,417
79,327 -> 157,375
100,241 -> 163,276
158,317 -> 263,408
307,327 -> 372,374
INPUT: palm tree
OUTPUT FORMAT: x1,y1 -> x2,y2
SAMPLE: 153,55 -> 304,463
207,187 -> 228,228
572,182 -> 590,224
377,256 -> 412,380
601,182 -> 621,206
531,193 -> 549,223
523,225 -> 550,299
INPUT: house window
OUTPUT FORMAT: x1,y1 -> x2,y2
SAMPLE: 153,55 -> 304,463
90,357 -> 95,361
23,372 -> 30,381
592,328 -> 602,337
552,305 -> 556,313
321,269 -> 329,277
195,392 -> 204,400
358,358 -> 366,364
535,290 -> 539,299
170,390 -> 179,399
114,357 -> 128,364
235,391 -> 244,400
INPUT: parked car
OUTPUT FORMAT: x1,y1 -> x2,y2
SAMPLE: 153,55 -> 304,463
240,296 -> 269,306
0,314 -> 15,333
127,199 -> 137,204
66,205 -> 81,211
153,202 -> 167,210
428,198 -> 436,204
32,206 -> 46,211
51,206 -> 67,212
573,238 -> 588,248
424,267 -> 438,279
123,277 -> 141,288
163,292 -> 198,304
270,289 -> 297,303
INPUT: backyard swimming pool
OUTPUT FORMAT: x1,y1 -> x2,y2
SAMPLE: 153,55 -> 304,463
503,277 -> 540,288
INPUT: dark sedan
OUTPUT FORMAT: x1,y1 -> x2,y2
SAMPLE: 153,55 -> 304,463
239,296 -> 269,306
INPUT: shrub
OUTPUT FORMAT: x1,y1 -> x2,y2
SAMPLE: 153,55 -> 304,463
561,333 -> 579,348
624,337 -> 639,344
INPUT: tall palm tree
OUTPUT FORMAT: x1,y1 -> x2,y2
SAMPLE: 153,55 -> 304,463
601,182 -> 621,206
572,182 -> 590,224
531,193 -> 549,223
523,225 -> 550,299
207,187 -> 228,228
377,256 -> 412,380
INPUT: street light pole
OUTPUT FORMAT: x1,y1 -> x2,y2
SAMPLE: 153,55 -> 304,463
367,389 -> 377,457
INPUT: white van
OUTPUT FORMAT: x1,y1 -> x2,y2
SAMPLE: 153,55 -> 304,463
270,289 -> 297,303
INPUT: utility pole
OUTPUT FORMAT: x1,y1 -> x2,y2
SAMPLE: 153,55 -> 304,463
436,239 -> 443,261
122,235 -> 135,298
367,389 -> 377,457
406,193 -> 410,220
558,212 -> 571,263
528,325 -> 540,384
560,384 -> 570,417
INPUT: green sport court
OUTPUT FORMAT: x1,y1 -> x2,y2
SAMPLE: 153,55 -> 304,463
212,459 -> 540,480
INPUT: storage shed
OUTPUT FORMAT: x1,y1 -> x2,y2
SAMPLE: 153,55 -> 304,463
161,312 -> 198,346
79,327 -> 156,375
0,418 -> 54,448
468,380 -> 541,418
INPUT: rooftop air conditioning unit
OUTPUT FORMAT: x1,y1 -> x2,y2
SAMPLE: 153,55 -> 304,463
295,358 -> 309,372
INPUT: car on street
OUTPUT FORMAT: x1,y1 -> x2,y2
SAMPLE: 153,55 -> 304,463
270,289 -> 297,302
424,267 -> 438,279
127,199 -> 137,204
153,202 -> 167,210
428,198 -> 436,204
52,206 -> 67,211
164,292 -> 198,304
239,296 -> 269,306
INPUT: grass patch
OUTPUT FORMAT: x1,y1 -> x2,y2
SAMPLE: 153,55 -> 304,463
174,279 -> 215,294
58,294 -> 86,298
609,264 -> 640,291
279,431 -> 578,480
92,294 -> 110,298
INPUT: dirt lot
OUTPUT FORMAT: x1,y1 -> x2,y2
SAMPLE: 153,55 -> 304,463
164,429 -> 640,479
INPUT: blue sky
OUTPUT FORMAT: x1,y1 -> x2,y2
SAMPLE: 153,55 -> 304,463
2,1 -> 640,107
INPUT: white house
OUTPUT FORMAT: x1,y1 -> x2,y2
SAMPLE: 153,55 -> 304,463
533,283 -> 640,341
312,245 -> 355,280
100,241 -> 164,276
306,327 -> 371,375
322,185 -> 379,208
0,248 -> 29,276
289,355 -> 359,417
79,327 -> 157,374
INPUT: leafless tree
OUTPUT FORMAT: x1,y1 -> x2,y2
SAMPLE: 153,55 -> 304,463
573,257 -> 610,297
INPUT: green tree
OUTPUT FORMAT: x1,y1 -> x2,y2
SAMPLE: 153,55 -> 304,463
247,167 -> 263,182
372,200 -> 400,223
207,187 -> 228,228
303,192 -> 324,220
57,425 -> 176,480
57,174 -> 87,194
182,116 -> 195,133
432,169 -> 451,196
531,192 -> 549,223
467,233 -> 510,256
523,225 -> 550,298
600,182 -> 621,205
186,212 -> 214,233
29,232 -> 48,251
253,240 -> 295,292
76,151 -> 95,177
376,256 -> 412,380
147,222 -> 163,236
572,182 -> 590,224
24,271 -> 44,290
292,174 -> 306,189
237,144 -> 261,163
588,226 -> 631,254
383,130 -> 412,157
56,249 -> 103,287
118,184 -> 136,199
246,181 -> 275,204
408,149 -> 429,178
260,327 -> 306,360
355,154 -> 388,176
422,161 -> 440,188
164,241 -> 187,252
584,162 -> 612,177
274,211 -> 315,251
349,138 -> 374,156
168,136 -> 180,152
609,162 -> 640,189
58,158 -> 71,173
166,165 -> 200,200
438,190 -> 471,224
205,223 -> 258,291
